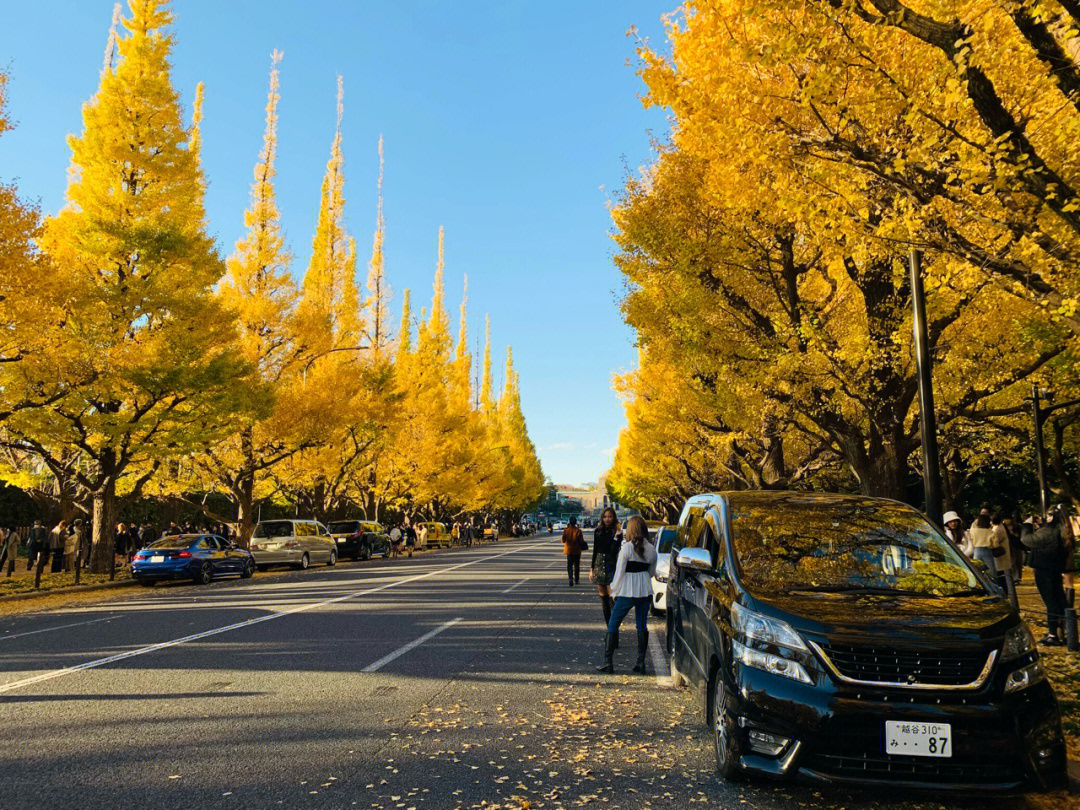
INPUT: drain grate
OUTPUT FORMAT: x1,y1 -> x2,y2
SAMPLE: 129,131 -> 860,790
371,685 -> 399,696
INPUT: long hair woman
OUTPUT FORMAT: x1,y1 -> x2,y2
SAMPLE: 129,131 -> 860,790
597,515 -> 657,674
590,507 -> 623,643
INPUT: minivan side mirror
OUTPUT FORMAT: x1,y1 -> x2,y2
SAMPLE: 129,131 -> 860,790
675,547 -> 713,573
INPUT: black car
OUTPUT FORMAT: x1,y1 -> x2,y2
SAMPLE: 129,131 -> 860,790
666,492 -> 1066,794
326,520 -> 391,561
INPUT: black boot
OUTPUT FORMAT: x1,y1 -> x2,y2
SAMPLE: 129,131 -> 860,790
632,631 -> 649,674
596,632 -> 616,673
602,595 -> 618,647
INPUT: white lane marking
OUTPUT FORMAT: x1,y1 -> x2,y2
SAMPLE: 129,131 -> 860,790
648,626 -> 670,688
501,578 -> 529,594
0,615 -> 119,642
0,541 -> 544,695
361,617 -> 463,672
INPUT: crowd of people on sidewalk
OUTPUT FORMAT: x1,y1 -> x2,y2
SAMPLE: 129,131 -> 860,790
0,517 -> 239,577
943,503 -> 1076,647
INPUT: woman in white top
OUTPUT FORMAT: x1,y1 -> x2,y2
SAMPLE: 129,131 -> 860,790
596,516 -> 657,675
943,511 -> 973,557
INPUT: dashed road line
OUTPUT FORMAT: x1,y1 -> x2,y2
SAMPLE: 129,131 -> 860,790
361,618 -> 464,672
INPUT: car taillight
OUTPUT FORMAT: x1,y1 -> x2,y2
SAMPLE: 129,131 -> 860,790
285,540 -> 297,547
178,551 -> 192,558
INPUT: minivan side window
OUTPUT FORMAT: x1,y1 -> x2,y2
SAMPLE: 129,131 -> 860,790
677,505 -> 705,552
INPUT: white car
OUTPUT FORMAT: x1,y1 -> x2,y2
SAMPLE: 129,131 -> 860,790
552,521 -> 566,534
650,525 -> 678,614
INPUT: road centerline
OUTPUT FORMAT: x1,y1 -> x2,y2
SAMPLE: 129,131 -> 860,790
0,540 -> 544,695
361,617 -> 463,672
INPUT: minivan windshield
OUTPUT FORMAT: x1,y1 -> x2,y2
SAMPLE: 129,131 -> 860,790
655,527 -> 677,554
254,521 -> 292,539
730,499 -> 983,597
326,521 -> 360,535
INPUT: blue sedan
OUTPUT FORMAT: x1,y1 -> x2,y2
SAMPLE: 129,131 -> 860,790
132,534 -> 255,586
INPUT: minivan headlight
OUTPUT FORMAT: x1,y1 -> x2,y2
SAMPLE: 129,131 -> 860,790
731,603 -> 808,652
1002,624 -> 1036,662
732,639 -> 812,684
1004,660 -> 1046,694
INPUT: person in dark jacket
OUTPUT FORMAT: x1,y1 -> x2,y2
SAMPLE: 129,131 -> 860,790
1022,506 -> 1072,646
26,520 -> 47,571
562,517 -> 586,587
591,507 -> 623,642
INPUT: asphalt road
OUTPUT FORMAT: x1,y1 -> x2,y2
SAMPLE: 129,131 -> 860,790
0,534 -> 1037,809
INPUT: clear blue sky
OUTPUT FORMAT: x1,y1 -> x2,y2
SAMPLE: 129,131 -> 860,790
0,1 -> 672,486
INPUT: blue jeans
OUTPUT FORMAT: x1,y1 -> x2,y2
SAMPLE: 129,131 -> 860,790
608,596 -> 649,635
973,546 -> 996,574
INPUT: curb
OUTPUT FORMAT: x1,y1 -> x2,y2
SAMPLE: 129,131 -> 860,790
0,577 -> 138,603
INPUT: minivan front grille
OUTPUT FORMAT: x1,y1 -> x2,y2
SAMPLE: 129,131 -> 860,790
815,642 -> 992,688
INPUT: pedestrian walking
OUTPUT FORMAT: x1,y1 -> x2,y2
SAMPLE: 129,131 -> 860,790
596,516 -> 657,674
417,524 -> 428,552
1022,505 -> 1072,646
26,520 -> 46,571
562,517 -> 586,587
590,507 -> 623,643
63,521 -> 80,572
1003,515 -> 1024,583
968,513 -> 1005,579
990,513 -> 1013,592
49,520 -> 67,573
1,526 -> 20,577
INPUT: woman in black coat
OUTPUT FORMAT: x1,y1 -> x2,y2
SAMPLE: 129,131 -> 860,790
590,507 -> 623,639
1022,507 -> 1072,646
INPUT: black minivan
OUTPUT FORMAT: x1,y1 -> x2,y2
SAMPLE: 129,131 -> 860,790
666,492 -> 1066,793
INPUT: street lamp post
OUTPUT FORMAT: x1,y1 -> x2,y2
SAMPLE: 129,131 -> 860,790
910,249 -> 944,525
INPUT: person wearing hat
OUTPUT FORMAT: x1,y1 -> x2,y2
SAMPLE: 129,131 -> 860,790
942,511 -> 973,558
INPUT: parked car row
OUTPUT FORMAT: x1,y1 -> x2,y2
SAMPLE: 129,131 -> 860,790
130,516 -> 511,587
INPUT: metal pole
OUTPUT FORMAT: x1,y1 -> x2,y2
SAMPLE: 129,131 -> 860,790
1031,385 -> 1049,517
910,249 -> 943,525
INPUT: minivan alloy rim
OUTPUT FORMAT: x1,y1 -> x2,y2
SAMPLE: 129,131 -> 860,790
714,678 -> 729,763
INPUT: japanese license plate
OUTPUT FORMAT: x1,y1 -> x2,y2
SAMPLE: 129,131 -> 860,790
150,556 -> 164,563
885,721 -> 951,758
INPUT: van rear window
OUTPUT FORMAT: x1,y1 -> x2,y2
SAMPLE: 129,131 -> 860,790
254,521 -> 292,539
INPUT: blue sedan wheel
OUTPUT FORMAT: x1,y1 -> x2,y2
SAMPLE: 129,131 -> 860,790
193,561 -> 213,585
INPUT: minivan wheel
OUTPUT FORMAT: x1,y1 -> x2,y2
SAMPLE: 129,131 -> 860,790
712,673 -> 743,780
299,553 -> 310,570
327,548 -> 337,567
